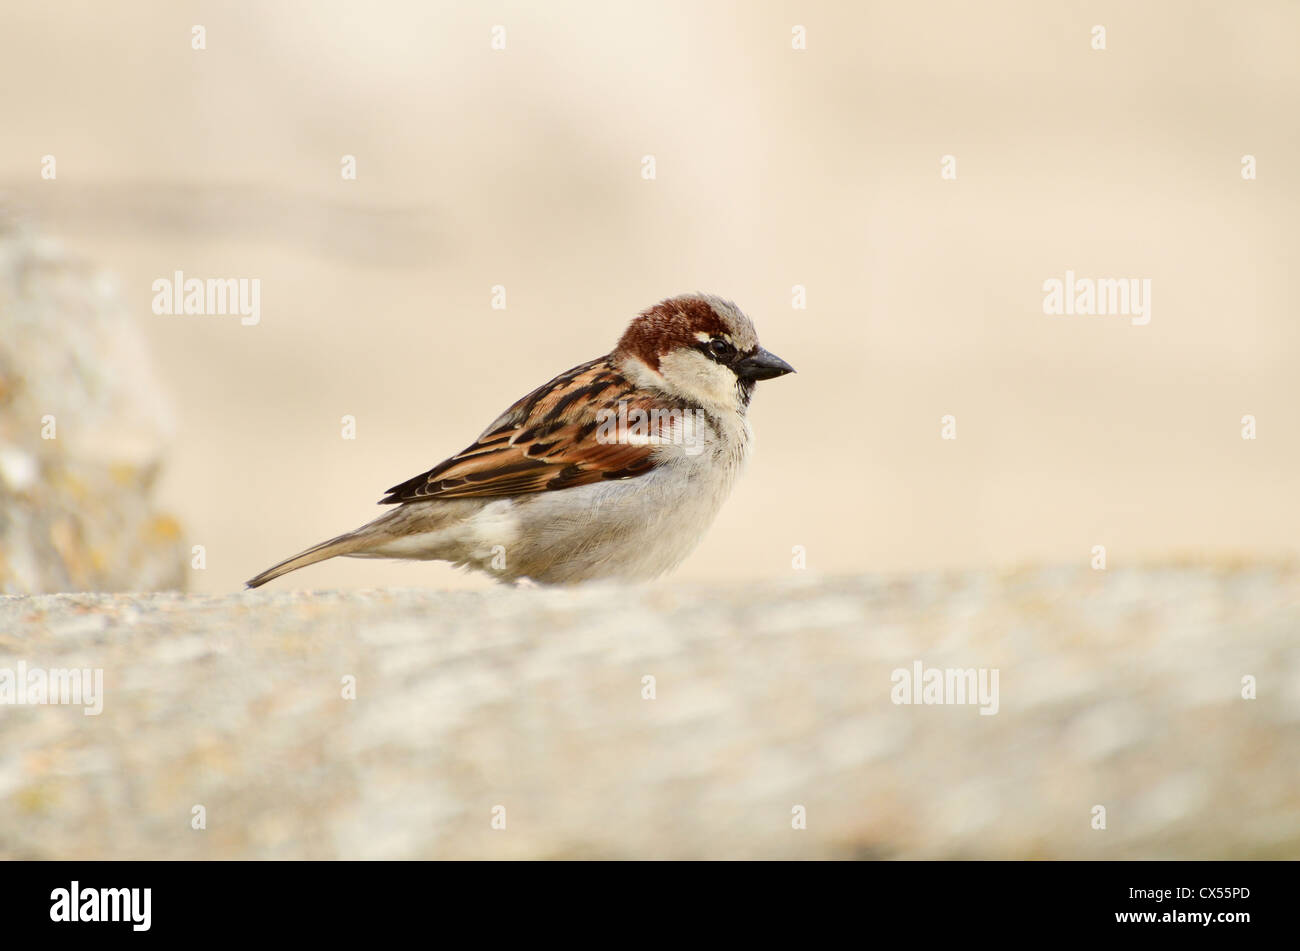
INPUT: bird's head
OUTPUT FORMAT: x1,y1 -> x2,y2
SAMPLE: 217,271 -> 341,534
614,294 -> 794,412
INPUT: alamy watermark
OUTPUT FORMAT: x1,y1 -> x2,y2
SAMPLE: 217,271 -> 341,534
0,661 -> 103,715
152,270 -> 260,326
891,660 -> 999,715
595,400 -> 706,456
50,882 -> 150,931
1042,270 -> 1151,326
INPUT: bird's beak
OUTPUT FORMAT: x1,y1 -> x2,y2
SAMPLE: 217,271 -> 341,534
734,348 -> 795,382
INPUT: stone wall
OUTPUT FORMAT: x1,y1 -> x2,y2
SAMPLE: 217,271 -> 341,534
1,566 -> 1295,859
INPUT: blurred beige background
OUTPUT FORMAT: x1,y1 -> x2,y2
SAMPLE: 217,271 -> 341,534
2,0 -> 1297,594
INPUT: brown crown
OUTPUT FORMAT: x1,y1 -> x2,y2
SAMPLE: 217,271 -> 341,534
614,295 -> 732,370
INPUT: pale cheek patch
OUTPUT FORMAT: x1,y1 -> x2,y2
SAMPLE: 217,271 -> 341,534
658,348 -> 740,410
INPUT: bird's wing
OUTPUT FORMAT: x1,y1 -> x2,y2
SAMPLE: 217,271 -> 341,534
380,357 -> 682,503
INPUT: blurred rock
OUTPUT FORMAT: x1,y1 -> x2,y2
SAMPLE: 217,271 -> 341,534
0,214 -> 185,593
0,567 -> 1294,859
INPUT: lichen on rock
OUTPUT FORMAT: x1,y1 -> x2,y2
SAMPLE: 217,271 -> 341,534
0,213 -> 185,593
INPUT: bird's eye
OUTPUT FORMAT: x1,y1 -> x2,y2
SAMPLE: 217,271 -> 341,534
708,338 -> 734,359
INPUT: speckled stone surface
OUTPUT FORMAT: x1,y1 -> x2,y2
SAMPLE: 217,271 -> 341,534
0,216 -> 186,593
0,566 -> 1296,859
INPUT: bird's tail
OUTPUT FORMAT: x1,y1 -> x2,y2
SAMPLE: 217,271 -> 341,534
245,529 -> 374,589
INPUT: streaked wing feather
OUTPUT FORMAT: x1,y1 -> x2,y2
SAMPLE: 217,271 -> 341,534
380,357 -> 665,503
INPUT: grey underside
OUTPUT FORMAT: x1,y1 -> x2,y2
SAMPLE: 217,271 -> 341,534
351,433 -> 747,584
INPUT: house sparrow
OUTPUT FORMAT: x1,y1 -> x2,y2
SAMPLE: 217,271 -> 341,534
246,294 -> 794,587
